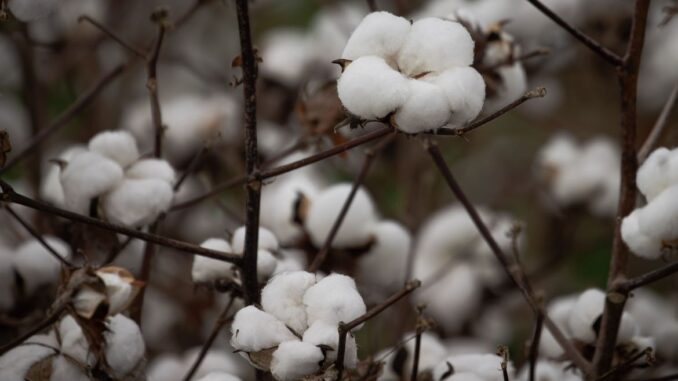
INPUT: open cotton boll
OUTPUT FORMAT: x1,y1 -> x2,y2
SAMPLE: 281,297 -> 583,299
40,146 -> 87,206
484,64 -> 527,113
397,18 -> 474,76
230,306 -> 298,352
125,158 -> 176,184
538,295 -> 576,358
0,336 -> 57,380
260,29 -> 312,87
270,340 -> 324,381
429,67 -> 485,127
192,238 -> 238,284
231,226 -> 279,255
568,289 -> 605,343
337,55 -> 410,120
637,185 -> 678,242
261,271 -> 317,335
433,354 -> 513,381
341,11 -> 411,61
60,150 -> 124,214
303,274 -> 366,328
88,130 -> 140,168
622,210 -> 663,260
305,183 -> 378,248
7,0 -> 58,21
13,236 -> 71,294
96,267 -> 139,316
637,148 -> 673,201
302,321 -> 359,367
197,372 -> 243,381
516,360 -> 583,381
105,314 -> 146,378
102,178 -> 173,227
394,78 -> 450,133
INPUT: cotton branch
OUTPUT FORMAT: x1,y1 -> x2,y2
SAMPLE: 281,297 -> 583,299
620,260 -> 678,292
637,82 -> 678,162
528,312 -> 544,381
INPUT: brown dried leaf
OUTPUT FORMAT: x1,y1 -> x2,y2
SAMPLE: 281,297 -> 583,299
26,354 -> 56,381
247,347 -> 277,371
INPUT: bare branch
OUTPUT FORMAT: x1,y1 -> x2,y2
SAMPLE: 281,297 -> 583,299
638,82 -> 678,162
621,260 -> 678,292
78,15 -> 147,59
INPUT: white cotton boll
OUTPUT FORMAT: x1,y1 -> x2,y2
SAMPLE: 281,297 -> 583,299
96,269 -> 136,315
305,183 -> 378,248
102,178 -> 173,227
429,67 -> 485,127
484,64 -> 527,113
618,312 -> 640,344
0,339 -> 56,380
192,238 -> 238,284
303,274 -> 366,328
261,271 -> 317,335
40,146 -> 87,206
302,321 -> 358,367
255,250 -> 277,283
433,354 -> 513,381
341,11 -> 411,61
105,314 -> 145,378
271,340 -> 324,381
7,0 -> 58,21
397,18 -> 474,76
60,151 -> 124,214
230,306 -> 298,352
516,360 -> 583,381
539,295 -> 576,358
337,55 -> 410,120
406,332 -> 448,376
50,355 -> 90,381
394,78 -> 450,133
637,185 -> 678,243
126,159 -> 176,184
632,335 -> 656,353
260,30 -> 312,86
568,289 -> 605,343
637,147 -> 678,201
446,374 -> 485,381
231,226 -> 279,255
59,322 -> 91,366
536,134 -> 579,173
13,236 -> 70,294
196,372 -> 243,381
88,130 -> 140,168
147,355 -> 184,381
622,210 -> 663,260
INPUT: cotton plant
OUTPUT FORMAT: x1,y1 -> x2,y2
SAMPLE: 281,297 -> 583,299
229,272 -> 365,380
534,133 -> 620,217
0,313 -> 146,381
336,11 -> 486,134
413,204 -> 518,333
626,289 -> 678,361
622,147 -> 678,259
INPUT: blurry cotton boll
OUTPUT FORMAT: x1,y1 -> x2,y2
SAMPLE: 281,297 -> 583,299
432,353 -> 515,381
304,183 -> 378,248
379,332 -> 448,381
260,30 -> 313,87
196,372 -> 243,381
567,289 -> 638,345
516,360 -> 583,381
231,226 -> 279,254
13,236 -> 71,295
7,0 -> 58,21
0,36 -> 21,88
534,133 -> 620,217
639,8 -> 678,111
0,96 -> 29,158
337,12 -> 485,133
539,295 -> 577,359
147,348 -> 249,381
191,238 -> 238,285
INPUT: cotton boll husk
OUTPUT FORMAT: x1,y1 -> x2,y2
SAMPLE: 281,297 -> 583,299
13,236 -> 71,294
356,221 -> 410,302
637,185 -> 678,242
483,63 -> 527,114
231,226 -> 279,255
433,354 -> 514,381
260,29 -> 312,87
337,55 -> 410,120
270,341 -> 324,381
88,130 -> 140,168
637,147 -> 678,201
428,67 -> 485,127
516,360 -> 583,381
102,178 -> 173,227
622,210 -> 663,260
0,336 -> 57,380
261,271 -> 317,335
105,314 -> 145,378
125,159 -> 176,184
60,151 -> 124,214
40,145 -> 87,206
303,274 -> 366,328
230,306 -> 298,353
397,18 -> 474,76
305,183 -> 378,248
196,372 -> 243,381
394,78 -> 450,133
341,11 -> 411,61
7,0 -> 58,21
192,238 -> 238,284
96,269 -> 137,316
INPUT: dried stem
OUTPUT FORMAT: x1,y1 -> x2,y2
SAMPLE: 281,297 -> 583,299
529,312 -> 544,381
0,305 -> 65,355
621,260 -> 678,291
174,145 -> 209,192
629,374 -> 678,381
637,82 -> 678,162
78,16 -> 146,58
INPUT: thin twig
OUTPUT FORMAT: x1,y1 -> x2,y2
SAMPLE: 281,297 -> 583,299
174,145 -> 209,192
621,260 -> 678,291
628,374 -> 678,381
529,312 -> 544,381
638,82 -> 678,162
78,16 -> 146,59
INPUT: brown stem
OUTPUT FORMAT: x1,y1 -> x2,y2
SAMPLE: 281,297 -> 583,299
637,82 -> 678,162
411,325 -> 423,381
621,260 -> 678,291
78,16 -> 146,59
0,305 -> 65,355
629,374 -> 678,381
529,312 -> 544,381
174,145 -> 209,192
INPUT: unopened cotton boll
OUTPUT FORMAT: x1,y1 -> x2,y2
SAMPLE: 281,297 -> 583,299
305,183 -> 378,248
270,341 -> 324,381
430,67 -> 485,127
396,18 -> 474,76
191,238 -> 238,284
341,11 -> 411,61
433,353 -> 513,381
105,314 -> 146,378
88,130 -> 140,168
231,226 -> 279,255
13,236 -> 71,294
197,372 -> 243,381
125,158 -> 176,184
261,271 -> 317,335
102,178 -> 173,227
230,306 -> 298,353
394,78 -> 450,133
7,0 -> 58,21
622,210 -> 663,260
337,55 -> 410,120
60,151 -> 124,214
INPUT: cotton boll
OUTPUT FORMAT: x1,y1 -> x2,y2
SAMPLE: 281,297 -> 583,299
400,332 -> 448,378
40,146 -> 87,206
637,148 -> 672,200
13,236 -> 71,294
105,314 -> 145,378
260,30 -> 312,87
568,289 -> 605,343
270,340 -> 324,381
539,295 -> 576,358
182,348 -> 251,381
96,267 -> 139,316
617,312 -> 640,344
637,185 -> 678,243
7,0 -> 58,21
191,238 -> 238,284
516,360 -> 583,381
536,134 -> 578,174
102,178 -> 173,227
397,18 -> 474,76
125,159 -> 176,184
622,210 -> 663,260
60,151 -> 124,214
196,372 -> 243,381
433,354 -> 513,381
303,274 -> 366,328
429,67 -> 486,127
0,97 -> 29,158
0,338 -> 57,380
230,306 -> 298,352
261,271 -> 317,335
342,11 -> 411,61
305,183 -> 378,248
231,226 -> 279,255
394,78 -> 450,133
337,55 -> 410,120
484,63 -> 527,113
88,130 -> 140,168
257,250 -> 279,283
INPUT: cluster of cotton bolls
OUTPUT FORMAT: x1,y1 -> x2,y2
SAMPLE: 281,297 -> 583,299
534,133 -> 620,217
337,11 -> 486,134
229,272 -> 365,381
41,130 -> 176,227
622,147 -> 678,259
0,313 -> 145,381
